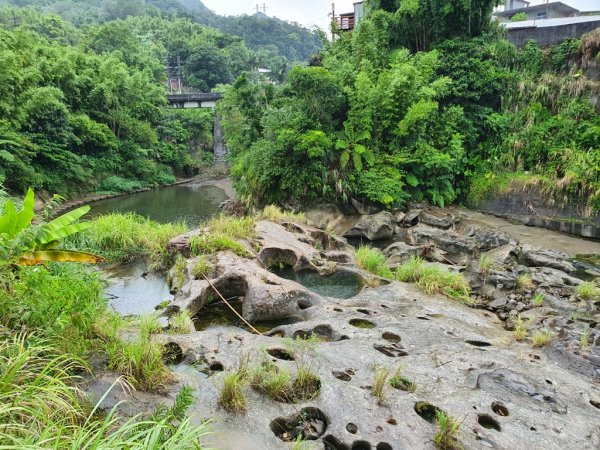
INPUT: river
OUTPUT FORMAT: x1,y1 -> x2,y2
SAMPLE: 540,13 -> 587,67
91,180 -> 230,315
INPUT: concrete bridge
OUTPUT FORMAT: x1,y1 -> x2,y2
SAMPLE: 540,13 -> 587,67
165,92 -> 228,163
166,92 -> 223,109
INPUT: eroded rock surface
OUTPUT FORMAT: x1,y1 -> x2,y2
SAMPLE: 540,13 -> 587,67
85,211 -> 600,450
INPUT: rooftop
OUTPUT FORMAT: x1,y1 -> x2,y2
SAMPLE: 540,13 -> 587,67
502,14 -> 600,29
495,1 -> 579,17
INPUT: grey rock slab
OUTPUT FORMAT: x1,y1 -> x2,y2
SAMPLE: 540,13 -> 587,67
344,211 -> 396,241
521,244 -> 577,273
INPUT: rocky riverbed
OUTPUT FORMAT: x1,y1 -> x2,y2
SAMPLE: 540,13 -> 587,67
84,204 -> 600,449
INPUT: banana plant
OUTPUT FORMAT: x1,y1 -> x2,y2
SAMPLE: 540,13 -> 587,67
0,188 -> 103,265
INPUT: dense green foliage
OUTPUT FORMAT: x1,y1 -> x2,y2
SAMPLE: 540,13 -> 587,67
221,1 -> 600,214
0,0 -> 322,63
0,2 -> 321,196
0,186 -> 208,446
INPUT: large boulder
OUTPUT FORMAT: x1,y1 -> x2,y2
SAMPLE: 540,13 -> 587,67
168,252 -> 322,323
344,211 -> 395,241
418,210 -> 454,229
521,245 -> 576,273
460,223 -> 517,250
383,242 -> 421,265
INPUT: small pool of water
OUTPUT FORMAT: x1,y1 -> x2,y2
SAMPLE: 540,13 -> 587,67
271,267 -> 362,299
104,259 -> 172,316
194,299 -> 300,333
89,183 -> 229,226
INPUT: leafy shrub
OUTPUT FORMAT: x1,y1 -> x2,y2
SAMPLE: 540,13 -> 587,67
97,176 -> 145,194
0,264 -> 105,356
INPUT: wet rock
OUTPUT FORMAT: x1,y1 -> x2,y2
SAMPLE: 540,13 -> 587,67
460,224 -> 517,250
306,204 -> 359,235
167,229 -> 201,258
345,211 -> 395,241
476,368 -> 568,414
351,198 -> 381,215
383,242 -> 421,265
521,245 -> 576,273
407,226 -> 475,265
394,211 -> 406,224
484,244 -> 520,268
419,210 -> 453,229
403,209 -> 421,227
530,267 -> 582,288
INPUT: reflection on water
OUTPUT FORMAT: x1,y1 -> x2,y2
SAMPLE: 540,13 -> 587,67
271,267 -> 362,299
104,259 -> 172,316
89,183 -> 229,226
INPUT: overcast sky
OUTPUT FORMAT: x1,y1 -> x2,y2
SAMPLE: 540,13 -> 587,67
200,0 -> 600,31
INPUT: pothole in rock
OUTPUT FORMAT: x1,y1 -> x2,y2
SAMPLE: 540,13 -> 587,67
267,348 -> 295,361
293,324 -> 335,342
272,266 -> 363,299
333,370 -> 353,381
382,332 -> 401,343
357,308 -> 373,315
162,342 -> 183,364
374,343 -> 408,357
194,299 -> 299,333
350,318 -> 376,329
346,423 -> 358,434
270,407 -> 328,442
414,401 -> 443,424
351,441 -> 372,450
590,400 -> 600,409
376,444 -> 393,450
209,361 -> 224,371
324,435 -> 349,450
478,414 -> 502,431
491,401 -> 509,416
386,417 -> 398,425
466,340 -> 493,347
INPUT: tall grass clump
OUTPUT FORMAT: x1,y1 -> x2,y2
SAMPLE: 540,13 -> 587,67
0,334 -> 210,448
372,366 -> 391,406
68,213 -> 186,268
516,273 -> 535,292
434,411 -> 462,450
219,372 -> 248,413
575,282 -> 600,300
356,246 -> 393,278
204,215 -> 256,239
259,205 -> 305,223
105,334 -> 172,391
395,257 -> 471,301
190,233 -> 249,257
169,311 -> 195,334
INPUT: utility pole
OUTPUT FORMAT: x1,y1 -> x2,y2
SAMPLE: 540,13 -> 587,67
329,2 -> 336,41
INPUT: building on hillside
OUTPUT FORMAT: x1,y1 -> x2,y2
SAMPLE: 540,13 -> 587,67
495,1 -> 579,22
504,15 -> 600,47
336,2 -> 364,31
493,1 -> 600,47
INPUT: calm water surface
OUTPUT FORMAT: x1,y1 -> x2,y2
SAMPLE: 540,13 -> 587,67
89,183 -> 229,226
91,182 -> 229,315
